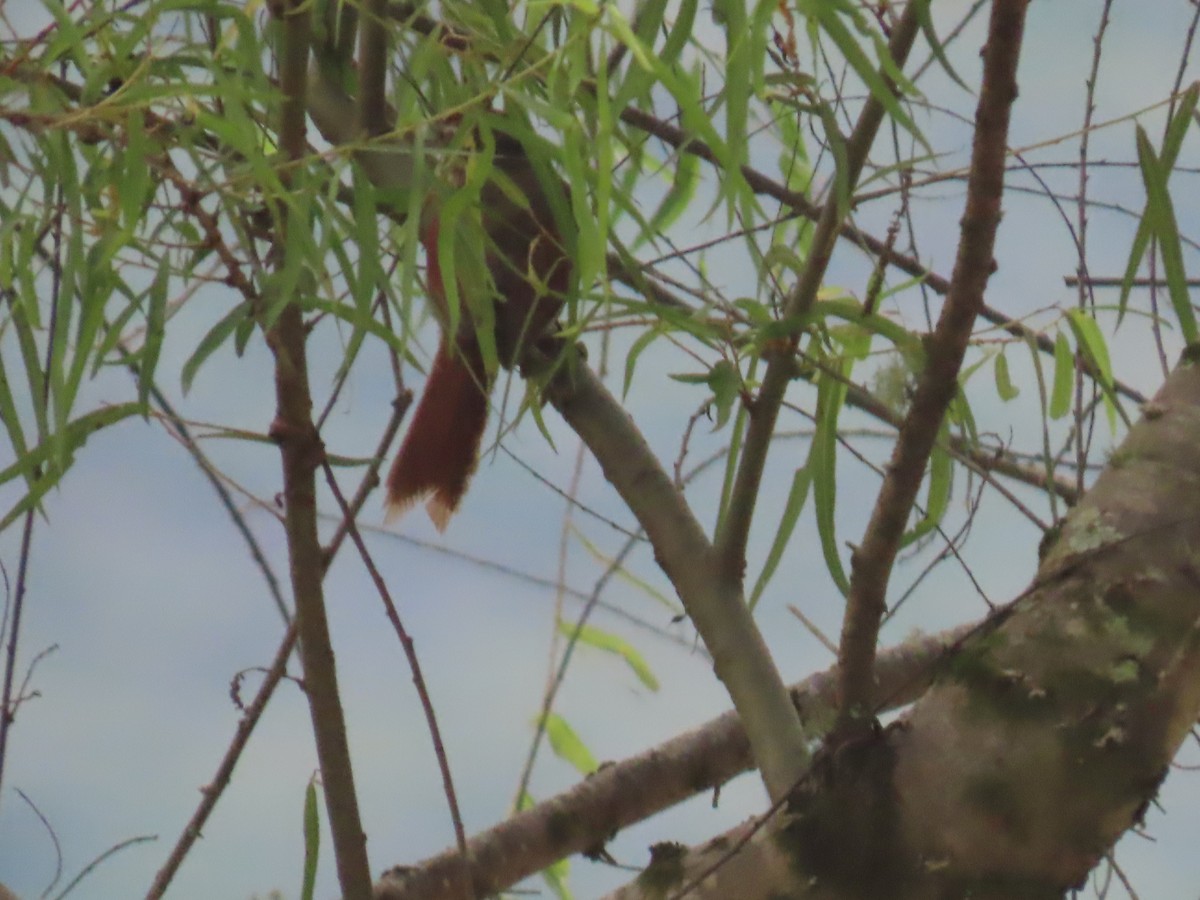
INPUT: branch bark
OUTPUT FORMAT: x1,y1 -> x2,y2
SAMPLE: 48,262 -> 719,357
272,6 -> 372,898
603,352 -> 1200,898
375,625 -> 971,899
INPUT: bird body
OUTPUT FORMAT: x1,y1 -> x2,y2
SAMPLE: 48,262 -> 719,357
385,131 -> 570,529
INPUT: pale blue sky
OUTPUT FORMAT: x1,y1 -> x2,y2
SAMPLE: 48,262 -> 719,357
2,2 -> 1200,898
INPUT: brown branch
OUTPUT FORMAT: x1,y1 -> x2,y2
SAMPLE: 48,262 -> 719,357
712,5 -> 921,586
271,4 -> 373,898
545,360 -> 806,801
321,462 -> 472,896
374,625 -> 971,900
836,0 -> 1031,725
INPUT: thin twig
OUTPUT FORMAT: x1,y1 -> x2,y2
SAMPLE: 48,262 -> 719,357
321,461 -> 473,896
145,625 -> 298,900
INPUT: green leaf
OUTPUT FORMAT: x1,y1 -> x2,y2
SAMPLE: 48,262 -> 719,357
1118,86 -> 1198,327
749,465 -> 812,609
660,0 -> 699,67
558,620 -> 659,690
137,258 -> 170,412
0,353 -> 30,481
181,302 -> 251,394
810,370 -> 849,594
542,713 -> 598,775
541,856 -> 573,900
993,349 -> 1018,401
0,402 -> 141,533
1049,331 -> 1073,420
914,0 -> 968,90
623,326 -> 663,399
1133,126 -> 1194,343
643,151 -> 699,245
1065,308 -> 1118,431
301,777 -> 319,900
903,431 -> 951,546
671,360 -> 739,429
808,4 -> 924,151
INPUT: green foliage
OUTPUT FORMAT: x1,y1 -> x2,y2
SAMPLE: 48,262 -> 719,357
542,712 -> 598,775
557,619 -> 660,690
300,778 -> 320,900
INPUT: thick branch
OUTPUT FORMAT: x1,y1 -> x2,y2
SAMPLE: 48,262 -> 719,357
375,625 -> 970,899
547,362 -> 806,801
837,0 -> 1030,722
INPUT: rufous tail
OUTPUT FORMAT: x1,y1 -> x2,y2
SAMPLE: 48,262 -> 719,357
386,340 -> 490,531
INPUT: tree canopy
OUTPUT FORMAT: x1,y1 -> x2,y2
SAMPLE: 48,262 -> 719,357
2,0 -> 1200,898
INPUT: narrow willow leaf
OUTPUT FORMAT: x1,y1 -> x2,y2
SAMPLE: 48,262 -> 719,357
623,326 -> 663,399
541,856 -> 572,900
812,6 -> 924,149
0,402 -> 141,533
914,0 -> 968,89
1133,126 -> 1195,343
8,294 -> 47,446
811,372 -> 849,594
301,778 -> 319,900
543,713 -> 598,775
1066,308 -> 1118,431
573,529 -> 679,613
562,124 -> 601,292
558,620 -> 659,690
904,432 -> 951,546
0,353 -> 29,478
749,465 -> 813,609
1118,89 -> 1197,328
137,257 -> 170,412
1049,331 -> 1073,420
993,349 -> 1018,401
644,151 -> 699,244
181,302 -> 251,394
660,0 -> 699,66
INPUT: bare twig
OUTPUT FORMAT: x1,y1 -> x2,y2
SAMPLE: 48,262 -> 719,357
321,462 -> 472,897
145,626 -> 298,900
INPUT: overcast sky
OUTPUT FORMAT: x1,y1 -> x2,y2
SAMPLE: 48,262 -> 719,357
3,2 -> 1200,898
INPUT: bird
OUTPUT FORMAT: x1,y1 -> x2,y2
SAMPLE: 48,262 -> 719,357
384,127 -> 571,530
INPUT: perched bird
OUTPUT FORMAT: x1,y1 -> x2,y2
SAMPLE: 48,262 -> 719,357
384,128 -> 571,529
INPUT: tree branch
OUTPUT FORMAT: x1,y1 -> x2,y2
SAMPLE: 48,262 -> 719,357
837,0 -> 1031,724
271,6 -> 372,898
712,4 -> 922,585
375,625 -> 971,899
546,361 -> 806,801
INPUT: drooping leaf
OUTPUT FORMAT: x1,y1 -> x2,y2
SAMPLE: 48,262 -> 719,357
542,713 -> 598,775
1049,331 -> 1074,420
993,349 -> 1019,401
749,465 -> 813,609
300,777 -> 320,900
558,620 -> 659,690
